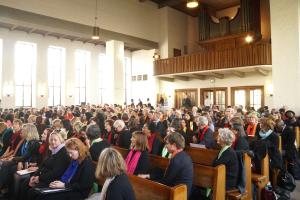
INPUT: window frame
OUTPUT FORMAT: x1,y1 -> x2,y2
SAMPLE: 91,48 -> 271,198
200,87 -> 228,109
230,86 -> 264,109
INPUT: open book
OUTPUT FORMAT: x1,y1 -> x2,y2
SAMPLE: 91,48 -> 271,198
189,143 -> 206,149
34,187 -> 71,194
16,169 -> 35,176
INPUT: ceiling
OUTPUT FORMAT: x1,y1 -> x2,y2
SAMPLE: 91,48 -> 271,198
148,0 -> 240,17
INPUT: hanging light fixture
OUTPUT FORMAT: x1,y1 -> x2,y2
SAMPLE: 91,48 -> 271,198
186,0 -> 199,8
92,0 -> 100,40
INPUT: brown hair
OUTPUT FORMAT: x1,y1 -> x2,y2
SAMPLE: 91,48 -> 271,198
260,118 -> 275,132
65,138 -> 89,163
13,119 -> 23,126
131,131 -> 148,151
0,122 -> 7,134
96,147 -> 126,179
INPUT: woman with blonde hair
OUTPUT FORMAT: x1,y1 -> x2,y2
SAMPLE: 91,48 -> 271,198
125,131 -> 149,175
0,123 -> 40,194
28,138 -> 94,200
96,147 -> 135,200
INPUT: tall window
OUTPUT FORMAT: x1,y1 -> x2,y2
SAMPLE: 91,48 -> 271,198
15,41 -> 36,107
231,86 -> 264,110
75,50 -> 90,105
0,39 -> 2,99
124,57 -> 132,104
48,46 -> 65,106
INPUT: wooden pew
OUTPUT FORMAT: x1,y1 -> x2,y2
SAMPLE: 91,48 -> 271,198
114,145 -> 129,158
114,146 -> 226,200
185,147 -> 252,200
251,154 -> 269,200
128,174 -> 187,200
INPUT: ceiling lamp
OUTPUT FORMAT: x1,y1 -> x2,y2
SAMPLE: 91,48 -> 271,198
92,0 -> 100,40
245,35 -> 253,43
186,0 -> 199,8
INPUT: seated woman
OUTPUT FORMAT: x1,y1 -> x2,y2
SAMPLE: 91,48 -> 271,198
20,129 -> 70,200
192,116 -> 215,149
0,123 -> 40,196
95,147 -> 136,200
139,132 -> 193,199
142,123 -> 162,155
113,120 -> 132,149
86,124 -> 110,162
213,128 -> 238,190
245,113 -> 260,138
27,138 -> 95,200
125,131 -> 149,175
230,117 -> 249,151
103,119 -> 115,145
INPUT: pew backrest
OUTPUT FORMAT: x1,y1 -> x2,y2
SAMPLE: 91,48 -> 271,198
185,146 -> 218,165
113,145 -> 129,158
128,174 -> 187,200
295,126 -> 300,149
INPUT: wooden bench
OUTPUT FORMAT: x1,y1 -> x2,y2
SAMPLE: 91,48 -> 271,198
251,153 -> 269,200
185,147 -> 252,200
114,146 -> 226,200
295,126 -> 300,150
128,174 -> 187,200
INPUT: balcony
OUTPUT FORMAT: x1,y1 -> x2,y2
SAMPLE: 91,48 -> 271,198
154,43 -> 271,76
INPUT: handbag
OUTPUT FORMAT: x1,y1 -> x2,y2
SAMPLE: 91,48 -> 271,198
277,170 -> 296,192
261,187 -> 276,200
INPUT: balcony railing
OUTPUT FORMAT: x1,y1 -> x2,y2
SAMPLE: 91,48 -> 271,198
154,43 -> 272,75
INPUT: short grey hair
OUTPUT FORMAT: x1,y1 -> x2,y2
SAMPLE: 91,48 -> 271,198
113,120 -> 125,129
218,128 -> 235,146
195,116 -> 208,126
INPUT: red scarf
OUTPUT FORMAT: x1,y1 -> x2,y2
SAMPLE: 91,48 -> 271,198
107,132 -> 112,143
10,130 -> 22,150
198,126 -> 209,142
147,134 -> 156,153
125,149 -> 142,175
39,142 -> 48,154
232,135 -> 238,149
246,124 -> 257,137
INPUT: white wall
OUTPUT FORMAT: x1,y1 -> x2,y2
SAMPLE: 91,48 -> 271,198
0,0 -> 160,42
158,70 -> 273,108
270,0 -> 300,113
0,28 -> 106,108
131,49 -> 158,105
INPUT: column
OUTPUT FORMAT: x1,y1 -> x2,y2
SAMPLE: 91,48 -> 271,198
270,0 -> 300,112
64,46 -> 75,106
35,43 -> 48,108
1,38 -> 15,108
106,40 -> 125,105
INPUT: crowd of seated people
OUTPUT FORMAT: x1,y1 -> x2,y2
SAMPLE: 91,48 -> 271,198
0,103 -> 298,199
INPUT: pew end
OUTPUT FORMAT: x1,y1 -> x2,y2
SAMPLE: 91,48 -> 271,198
128,175 -> 187,200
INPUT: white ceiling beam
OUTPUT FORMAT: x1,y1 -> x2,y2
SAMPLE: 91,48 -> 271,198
232,70 -> 245,78
211,72 -> 224,79
256,68 -> 268,76
190,74 -> 206,80
157,77 -> 175,82
173,75 -> 189,81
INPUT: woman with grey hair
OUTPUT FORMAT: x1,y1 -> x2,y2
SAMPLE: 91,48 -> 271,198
113,120 -> 132,149
212,128 -> 238,190
192,116 -> 215,149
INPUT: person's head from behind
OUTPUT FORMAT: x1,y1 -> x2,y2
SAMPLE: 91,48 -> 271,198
130,131 -> 148,151
217,128 -> 235,147
65,138 -> 89,162
164,132 -> 185,154
52,119 -> 62,130
22,123 -> 40,141
96,148 -> 127,179
86,124 -> 101,142
113,120 -> 125,133
49,129 -> 67,149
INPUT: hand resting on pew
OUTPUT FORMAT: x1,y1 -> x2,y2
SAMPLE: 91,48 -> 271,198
138,174 -> 150,179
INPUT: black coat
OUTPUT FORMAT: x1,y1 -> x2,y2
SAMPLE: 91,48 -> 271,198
234,136 -> 249,151
34,147 -> 70,184
128,150 -> 149,175
118,129 -> 132,149
64,157 -> 96,199
213,147 -> 239,190
281,126 -> 297,162
194,128 -> 216,149
160,151 -> 193,198
150,136 -> 163,155
89,139 -> 111,161
106,173 -> 136,200
14,139 -> 40,163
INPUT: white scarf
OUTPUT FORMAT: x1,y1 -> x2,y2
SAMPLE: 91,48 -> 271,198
100,176 -> 116,200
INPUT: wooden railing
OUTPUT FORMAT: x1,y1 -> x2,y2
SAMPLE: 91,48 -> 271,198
154,43 -> 272,75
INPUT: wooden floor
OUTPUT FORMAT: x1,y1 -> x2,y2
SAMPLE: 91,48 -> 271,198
291,180 -> 300,200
